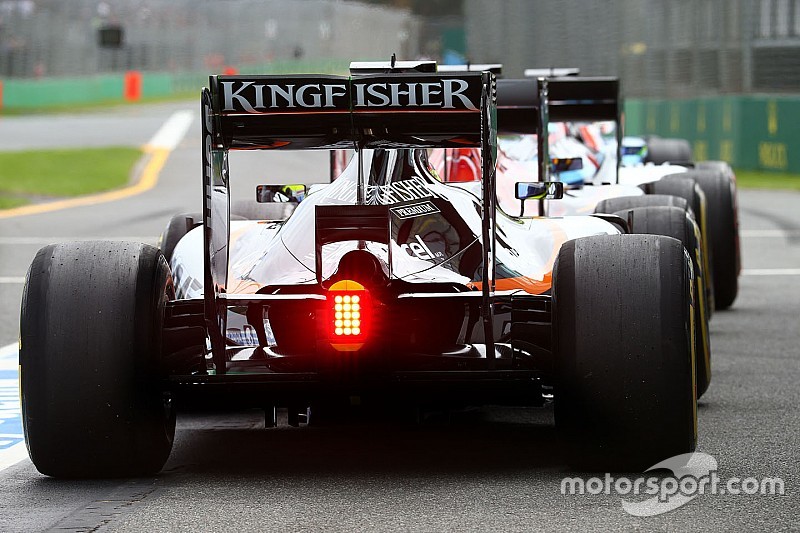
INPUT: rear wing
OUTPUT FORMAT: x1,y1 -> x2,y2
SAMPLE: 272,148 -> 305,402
497,76 -> 620,134
496,76 -> 620,183
209,72 -> 492,150
201,71 -> 498,367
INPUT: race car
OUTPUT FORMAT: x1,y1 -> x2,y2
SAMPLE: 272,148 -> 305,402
619,134 -> 741,309
20,64 -> 698,478
520,70 -> 741,310
454,67 -> 739,311
431,69 -> 712,397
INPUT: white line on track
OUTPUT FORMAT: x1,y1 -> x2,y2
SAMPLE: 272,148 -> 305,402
741,229 -> 800,237
143,109 -> 195,151
741,268 -> 800,276
0,443 -> 27,473
0,277 -> 25,284
0,343 -> 17,364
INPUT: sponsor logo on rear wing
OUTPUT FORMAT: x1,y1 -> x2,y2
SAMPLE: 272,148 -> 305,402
209,72 -> 493,151
217,73 -> 481,114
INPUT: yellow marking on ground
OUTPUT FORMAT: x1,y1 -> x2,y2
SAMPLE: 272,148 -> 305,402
0,146 -> 169,219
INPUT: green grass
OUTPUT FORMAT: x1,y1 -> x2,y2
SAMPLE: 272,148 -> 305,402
0,196 -> 30,209
0,147 -> 142,208
734,169 -> 800,190
0,92 -> 197,116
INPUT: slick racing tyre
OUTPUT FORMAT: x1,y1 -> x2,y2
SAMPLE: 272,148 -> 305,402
595,194 -> 690,216
159,212 -> 202,264
641,175 -> 705,228
231,199 -> 297,221
644,137 -> 692,164
686,167 -> 740,309
553,234 -> 697,470
641,174 -> 715,313
20,242 -> 176,477
594,191 -> 713,319
613,206 -> 711,398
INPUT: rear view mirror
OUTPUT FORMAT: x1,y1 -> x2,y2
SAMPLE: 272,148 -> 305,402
515,181 -> 564,201
550,157 -> 583,172
256,184 -> 308,203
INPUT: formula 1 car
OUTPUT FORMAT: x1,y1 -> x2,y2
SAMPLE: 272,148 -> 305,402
618,135 -> 741,309
459,67 -> 740,311
20,64 -> 698,477
432,69 -> 712,397
512,70 -> 740,310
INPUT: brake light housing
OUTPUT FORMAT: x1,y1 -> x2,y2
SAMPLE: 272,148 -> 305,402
328,279 -> 369,351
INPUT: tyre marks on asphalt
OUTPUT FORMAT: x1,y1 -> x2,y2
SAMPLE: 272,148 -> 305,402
739,206 -> 800,244
46,479 -> 162,532
0,109 -> 195,220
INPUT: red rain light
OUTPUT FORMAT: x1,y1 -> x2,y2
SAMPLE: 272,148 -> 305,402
328,279 -> 369,351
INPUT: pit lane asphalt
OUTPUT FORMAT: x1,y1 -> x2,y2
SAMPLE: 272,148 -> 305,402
0,104 -> 797,531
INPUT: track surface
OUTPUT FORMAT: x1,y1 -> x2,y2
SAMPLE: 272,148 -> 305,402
0,104 -> 797,531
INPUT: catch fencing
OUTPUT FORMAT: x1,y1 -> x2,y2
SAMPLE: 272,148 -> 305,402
0,0 -> 419,79
465,0 -> 800,97
465,0 -> 800,172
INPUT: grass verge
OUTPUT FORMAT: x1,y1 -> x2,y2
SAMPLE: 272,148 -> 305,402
0,196 -> 30,209
0,147 -> 142,208
734,169 -> 800,190
0,92 -> 197,117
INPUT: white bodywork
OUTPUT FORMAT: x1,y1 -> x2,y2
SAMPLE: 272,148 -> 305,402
171,149 -> 620,301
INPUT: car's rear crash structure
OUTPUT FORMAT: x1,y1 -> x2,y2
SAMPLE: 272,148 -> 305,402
20,68 -> 698,477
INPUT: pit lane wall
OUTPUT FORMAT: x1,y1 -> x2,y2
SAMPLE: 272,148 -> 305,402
625,96 -> 800,173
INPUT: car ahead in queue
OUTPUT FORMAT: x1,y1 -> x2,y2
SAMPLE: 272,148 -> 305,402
20,65 -> 698,477
499,69 -> 740,311
432,68 -> 713,397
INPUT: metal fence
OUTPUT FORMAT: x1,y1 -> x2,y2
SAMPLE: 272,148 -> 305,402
464,0 -> 800,97
0,0 -> 420,79
3,0 -> 800,99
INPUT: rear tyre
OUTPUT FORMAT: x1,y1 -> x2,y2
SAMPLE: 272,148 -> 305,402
686,168 -> 739,309
641,175 -> 704,226
613,206 -> 711,397
642,175 -> 715,313
158,212 -> 202,264
553,235 -> 697,470
595,189 -> 714,318
644,137 -> 692,164
20,242 -> 176,477
595,194 -> 689,216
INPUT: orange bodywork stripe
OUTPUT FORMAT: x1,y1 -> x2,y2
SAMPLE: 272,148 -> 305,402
469,272 -> 552,295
